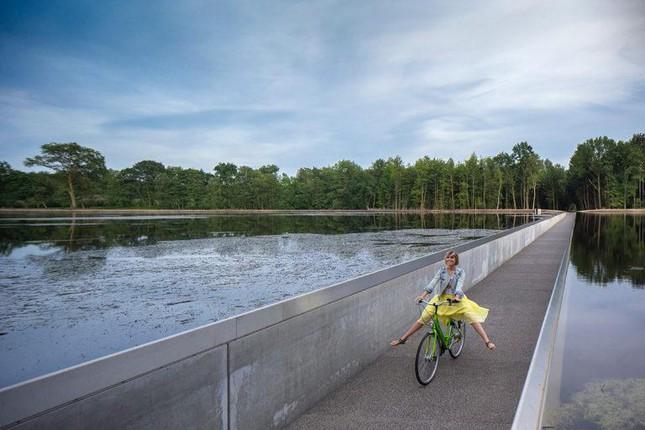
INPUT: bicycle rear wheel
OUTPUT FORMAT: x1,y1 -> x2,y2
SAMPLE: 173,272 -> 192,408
449,321 -> 466,358
415,332 -> 441,385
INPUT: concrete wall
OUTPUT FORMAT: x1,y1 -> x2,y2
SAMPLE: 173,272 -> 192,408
0,213 -> 566,430
511,213 -> 575,430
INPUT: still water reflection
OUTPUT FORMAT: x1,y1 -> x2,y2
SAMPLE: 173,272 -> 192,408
0,212 -> 523,256
0,213 -> 527,388
570,214 -> 644,287
544,214 -> 645,430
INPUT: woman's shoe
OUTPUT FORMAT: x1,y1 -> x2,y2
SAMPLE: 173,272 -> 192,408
485,340 -> 496,350
390,338 -> 407,347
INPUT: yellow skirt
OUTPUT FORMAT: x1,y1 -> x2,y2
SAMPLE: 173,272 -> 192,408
418,294 -> 489,325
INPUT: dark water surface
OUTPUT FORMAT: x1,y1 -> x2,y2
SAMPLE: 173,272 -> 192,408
544,214 -> 645,430
0,213 -> 528,388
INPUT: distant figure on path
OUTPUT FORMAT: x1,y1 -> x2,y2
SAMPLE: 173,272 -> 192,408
390,250 -> 496,350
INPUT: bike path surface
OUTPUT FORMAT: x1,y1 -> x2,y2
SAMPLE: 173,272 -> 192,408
287,213 -> 575,430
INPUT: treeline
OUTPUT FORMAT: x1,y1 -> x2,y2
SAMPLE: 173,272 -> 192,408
1,134 -> 643,210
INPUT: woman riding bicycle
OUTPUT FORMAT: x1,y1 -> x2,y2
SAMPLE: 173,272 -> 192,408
390,250 -> 496,350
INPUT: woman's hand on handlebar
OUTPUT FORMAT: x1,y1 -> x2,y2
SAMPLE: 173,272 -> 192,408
415,295 -> 426,303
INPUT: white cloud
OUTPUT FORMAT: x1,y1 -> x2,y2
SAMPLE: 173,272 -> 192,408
409,117 -> 509,161
360,0 -> 644,110
1,0 -> 644,172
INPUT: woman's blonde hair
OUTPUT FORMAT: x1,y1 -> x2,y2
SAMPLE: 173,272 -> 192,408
444,250 -> 459,265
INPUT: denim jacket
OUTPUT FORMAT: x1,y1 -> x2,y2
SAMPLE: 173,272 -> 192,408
424,266 -> 465,299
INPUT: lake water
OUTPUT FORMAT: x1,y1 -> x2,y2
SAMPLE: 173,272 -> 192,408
543,214 -> 645,430
0,212 -> 528,388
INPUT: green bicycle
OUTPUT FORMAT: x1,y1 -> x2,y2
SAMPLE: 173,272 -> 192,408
415,299 -> 466,385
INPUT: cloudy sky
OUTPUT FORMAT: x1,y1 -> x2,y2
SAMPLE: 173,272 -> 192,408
1,0 -> 644,175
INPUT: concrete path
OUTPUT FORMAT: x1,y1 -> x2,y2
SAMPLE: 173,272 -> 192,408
287,213 -> 575,430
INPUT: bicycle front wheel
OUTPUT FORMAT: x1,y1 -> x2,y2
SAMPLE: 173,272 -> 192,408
415,332 -> 441,385
449,321 -> 466,358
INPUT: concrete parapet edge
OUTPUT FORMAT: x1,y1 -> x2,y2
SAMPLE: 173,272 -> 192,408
0,212 -> 566,429
510,213 -> 575,430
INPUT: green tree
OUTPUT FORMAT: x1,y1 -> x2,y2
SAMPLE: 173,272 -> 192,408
24,142 -> 106,209
256,165 -> 281,209
366,159 -> 389,209
102,169 -> 126,207
445,159 -> 456,209
453,163 -> 468,208
413,157 -> 432,210
627,133 -> 645,208
587,137 -> 615,209
0,162 -> 16,207
463,154 -> 479,209
484,157 -> 504,209
212,162 -> 239,208
384,156 -> 406,210
119,160 -> 166,207
541,160 -> 567,210
511,142 -> 541,209
568,137 -> 616,209
328,160 -> 369,209
291,167 -> 334,209
278,173 -> 296,209
494,152 -> 517,209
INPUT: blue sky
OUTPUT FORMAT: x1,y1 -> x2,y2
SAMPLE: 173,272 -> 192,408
1,0 -> 644,175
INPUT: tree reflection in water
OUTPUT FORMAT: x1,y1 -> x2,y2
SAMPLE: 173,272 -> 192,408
570,214 -> 644,287
0,213 -> 530,256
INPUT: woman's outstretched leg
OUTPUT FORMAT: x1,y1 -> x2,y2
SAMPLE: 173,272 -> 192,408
471,322 -> 495,350
390,321 -> 424,347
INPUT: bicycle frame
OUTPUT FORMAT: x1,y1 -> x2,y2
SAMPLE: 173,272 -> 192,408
415,299 -> 466,385
419,300 -> 458,351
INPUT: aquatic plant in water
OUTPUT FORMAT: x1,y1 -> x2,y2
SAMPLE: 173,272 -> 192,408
554,378 -> 645,430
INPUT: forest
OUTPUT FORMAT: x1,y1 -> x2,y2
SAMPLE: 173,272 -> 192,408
1,133 -> 643,211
